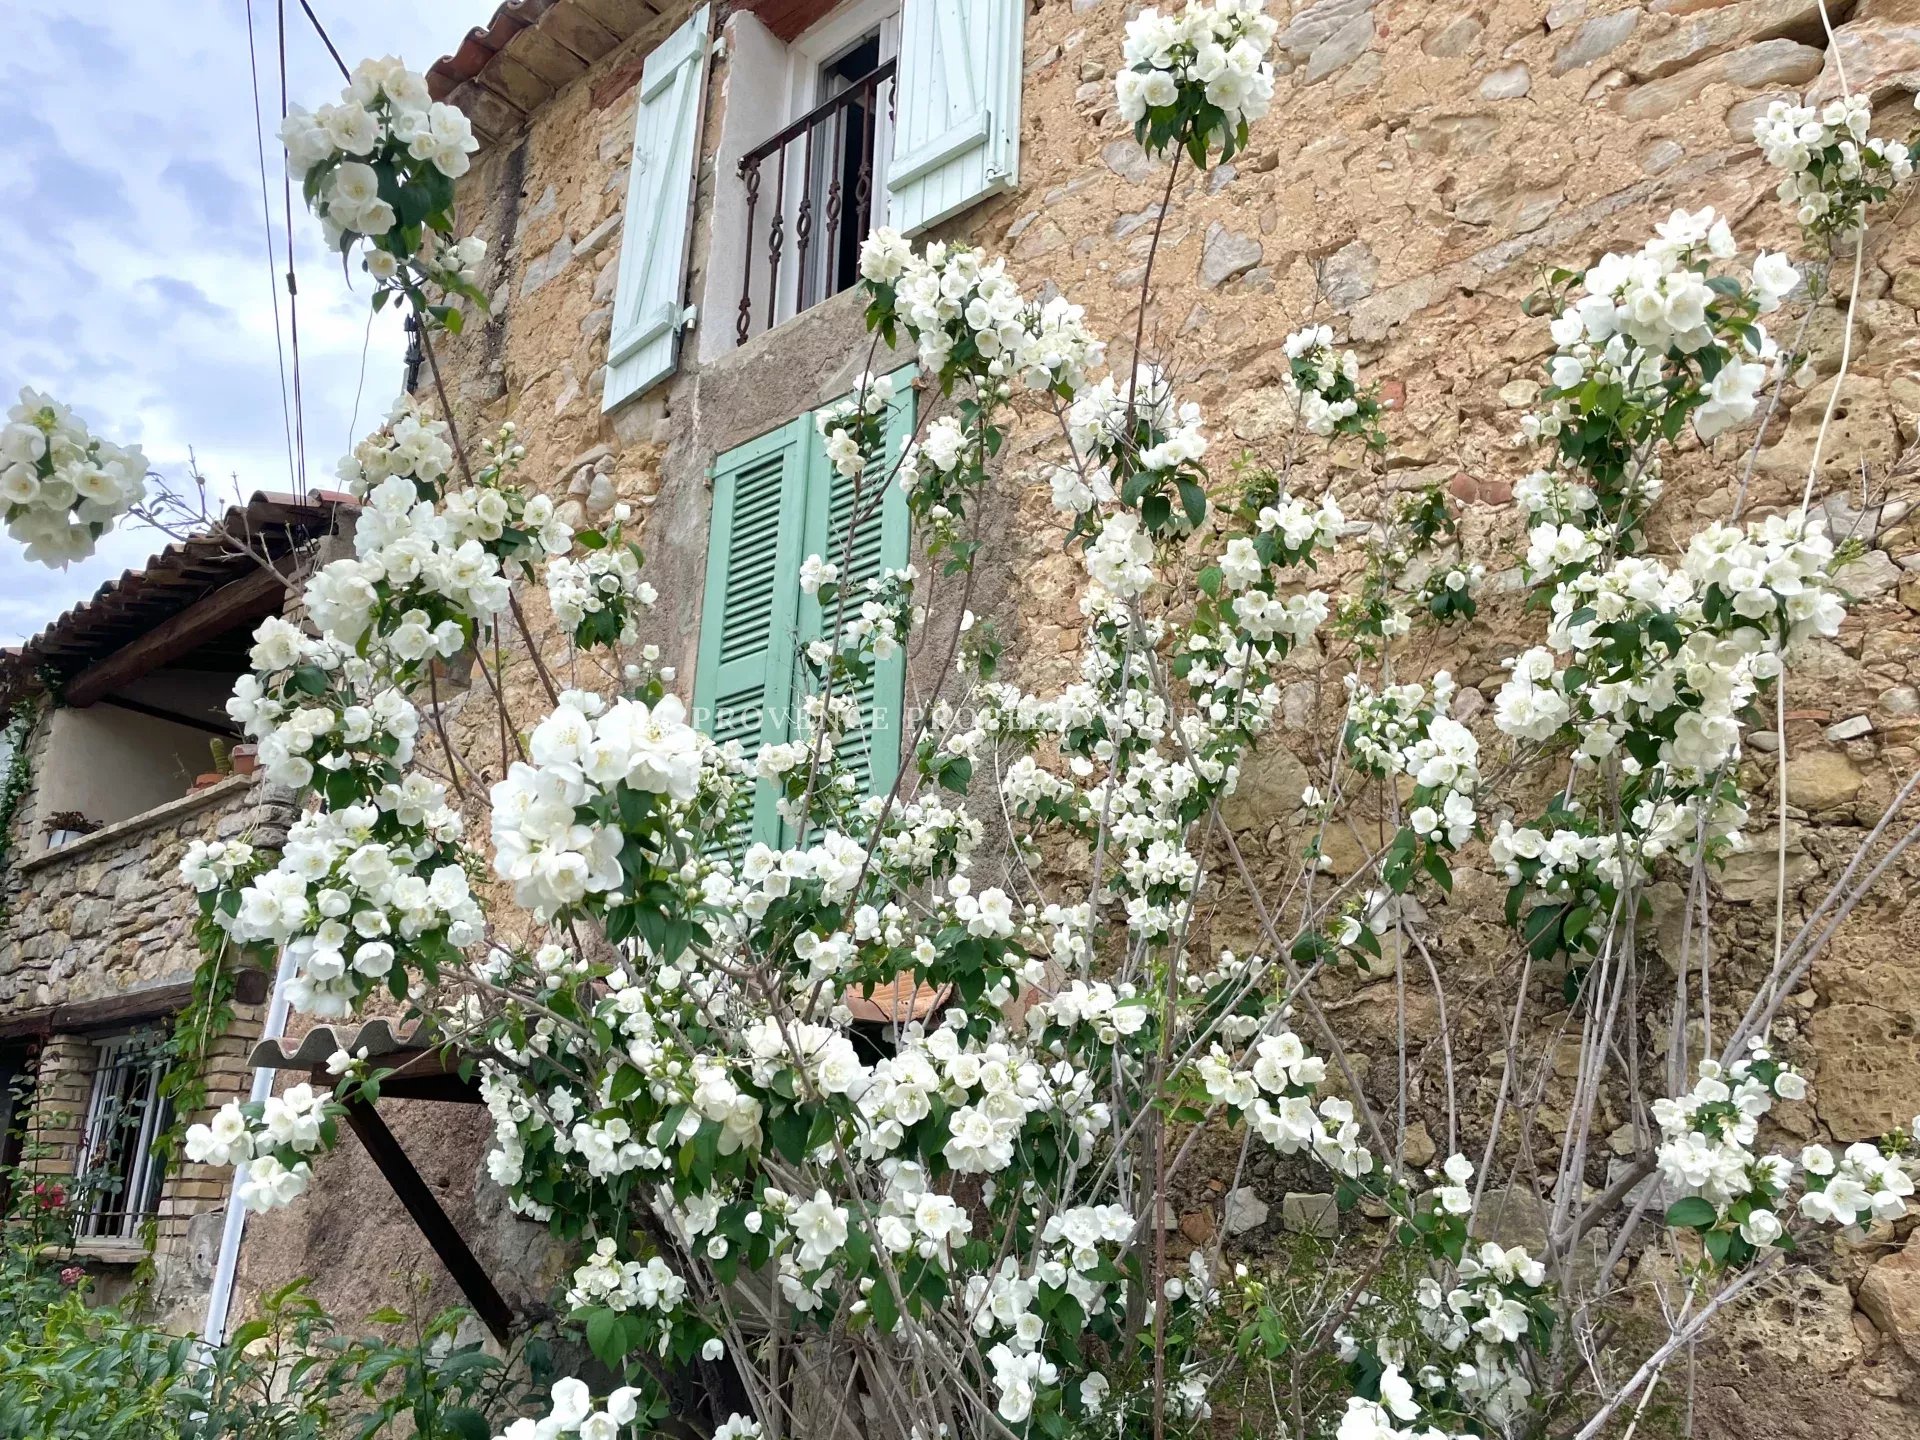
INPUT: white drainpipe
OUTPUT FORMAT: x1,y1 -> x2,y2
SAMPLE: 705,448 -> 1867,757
199,945 -> 298,1346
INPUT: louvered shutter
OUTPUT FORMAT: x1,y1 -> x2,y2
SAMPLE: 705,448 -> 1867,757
888,0 -> 1024,235
799,372 -> 915,804
694,418 -> 808,853
603,6 -> 712,412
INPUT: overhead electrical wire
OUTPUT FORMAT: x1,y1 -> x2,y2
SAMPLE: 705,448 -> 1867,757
244,0 -> 299,502
300,0 -> 352,80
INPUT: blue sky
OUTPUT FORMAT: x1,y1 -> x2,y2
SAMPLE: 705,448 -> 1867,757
0,0 -> 498,644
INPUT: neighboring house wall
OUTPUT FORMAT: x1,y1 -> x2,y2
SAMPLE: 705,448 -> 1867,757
241,0 -> 1920,1423
30,704 -> 217,848
0,763 -> 293,1328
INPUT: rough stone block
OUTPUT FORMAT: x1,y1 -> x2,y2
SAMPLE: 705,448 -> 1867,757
521,233 -> 576,297
1609,38 -> 1824,118
1304,13 -> 1377,83
1479,63 -> 1532,100
1860,1229 -> 1920,1362
1629,0 -> 1828,80
1220,745 -> 1308,831
1200,223 -> 1263,288
1224,1186 -> 1270,1235
1553,10 -> 1641,74
1281,1192 -> 1339,1237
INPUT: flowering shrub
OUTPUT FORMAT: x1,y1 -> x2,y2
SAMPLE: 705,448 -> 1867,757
1754,95 -> 1917,246
12,6 -> 1920,1440
1281,324 -> 1387,449
1519,207 -> 1798,543
546,515 -> 655,650
1114,0 -> 1278,164
280,57 -> 487,327
183,1082 -> 342,1211
1,387 -> 148,567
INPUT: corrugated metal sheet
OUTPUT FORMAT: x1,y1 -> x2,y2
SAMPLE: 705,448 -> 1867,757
248,1017 -> 428,1070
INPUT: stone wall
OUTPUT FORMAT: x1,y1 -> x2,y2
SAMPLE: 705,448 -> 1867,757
1,762 -> 297,1328
1,766 -> 293,1011
245,0 -> 1920,1423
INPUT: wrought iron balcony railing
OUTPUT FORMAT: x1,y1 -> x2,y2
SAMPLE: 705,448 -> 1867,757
735,59 -> 897,345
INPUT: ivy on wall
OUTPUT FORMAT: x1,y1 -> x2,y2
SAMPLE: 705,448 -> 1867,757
0,701 -> 40,921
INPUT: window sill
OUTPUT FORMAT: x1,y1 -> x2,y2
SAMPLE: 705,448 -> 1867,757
21,774 -> 261,872
64,1240 -> 150,1267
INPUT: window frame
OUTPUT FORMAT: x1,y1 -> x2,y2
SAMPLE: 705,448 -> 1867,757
73,1027 -> 173,1243
707,0 -> 903,354
785,0 -> 901,314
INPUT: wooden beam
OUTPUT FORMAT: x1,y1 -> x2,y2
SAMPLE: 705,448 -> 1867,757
0,979 -> 199,1041
342,1097 -> 514,1343
97,695 -> 241,740
64,566 -> 291,708
311,1070 -> 481,1104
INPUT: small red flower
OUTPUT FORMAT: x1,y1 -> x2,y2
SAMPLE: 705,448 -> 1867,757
29,1180 -> 67,1210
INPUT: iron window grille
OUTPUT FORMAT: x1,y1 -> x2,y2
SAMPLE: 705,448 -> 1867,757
75,1029 -> 173,1241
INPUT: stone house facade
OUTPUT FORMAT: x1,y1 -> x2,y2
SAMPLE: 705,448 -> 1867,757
0,494 -> 341,1331
323,0 -> 1913,1427
9,0 -> 1920,1430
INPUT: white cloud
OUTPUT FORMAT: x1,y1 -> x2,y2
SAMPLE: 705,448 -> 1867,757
0,0 -> 500,643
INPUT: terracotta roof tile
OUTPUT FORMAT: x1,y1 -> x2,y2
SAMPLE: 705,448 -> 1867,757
427,0 -> 694,147
1,491 -> 354,701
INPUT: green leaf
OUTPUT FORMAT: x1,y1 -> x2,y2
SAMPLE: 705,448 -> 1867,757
586,1307 -> 623,1367
1178,478 -> 1207,527
770,1106 -> 809,1164
869,1276 -> 899,1331
1665,1197 -> 1717,1230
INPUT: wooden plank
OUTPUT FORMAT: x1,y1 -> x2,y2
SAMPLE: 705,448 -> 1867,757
742,0 -> 839,43
573,0 -> 663,37
313,1070 -> 480,1104
473,51 -> 555,113
539,2 -> 621,63
449,80 -> 525,142
55,980 -> 198,1031
63,566 -> 291,708
1,979 -> 201,1039
342,1098 -> 513,1343
504,25 -> 592,88
0,1012 -> 52,1043
97,695 -> 241,740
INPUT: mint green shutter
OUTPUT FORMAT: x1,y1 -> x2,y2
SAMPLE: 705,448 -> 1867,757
799,372 -> 916,802
890,0 -> 1024,234
603,7 -> 711,410
694,418 -> 807,851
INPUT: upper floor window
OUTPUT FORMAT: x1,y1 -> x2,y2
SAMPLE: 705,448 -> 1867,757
730,1 -> 901,343
75,1028 -> 172,1242
604,1 -> 1028,411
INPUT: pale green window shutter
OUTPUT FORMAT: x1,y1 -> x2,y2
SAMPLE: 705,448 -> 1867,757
603,6 -> 711,412
693,417 -> 808,851
799,373 -> 916,804
696,380 -> 916,852
889,0 -> 1024,236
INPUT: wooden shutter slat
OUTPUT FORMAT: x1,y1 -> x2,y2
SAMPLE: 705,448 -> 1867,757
694,417 -> 808,854
799,369 -> 915,810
